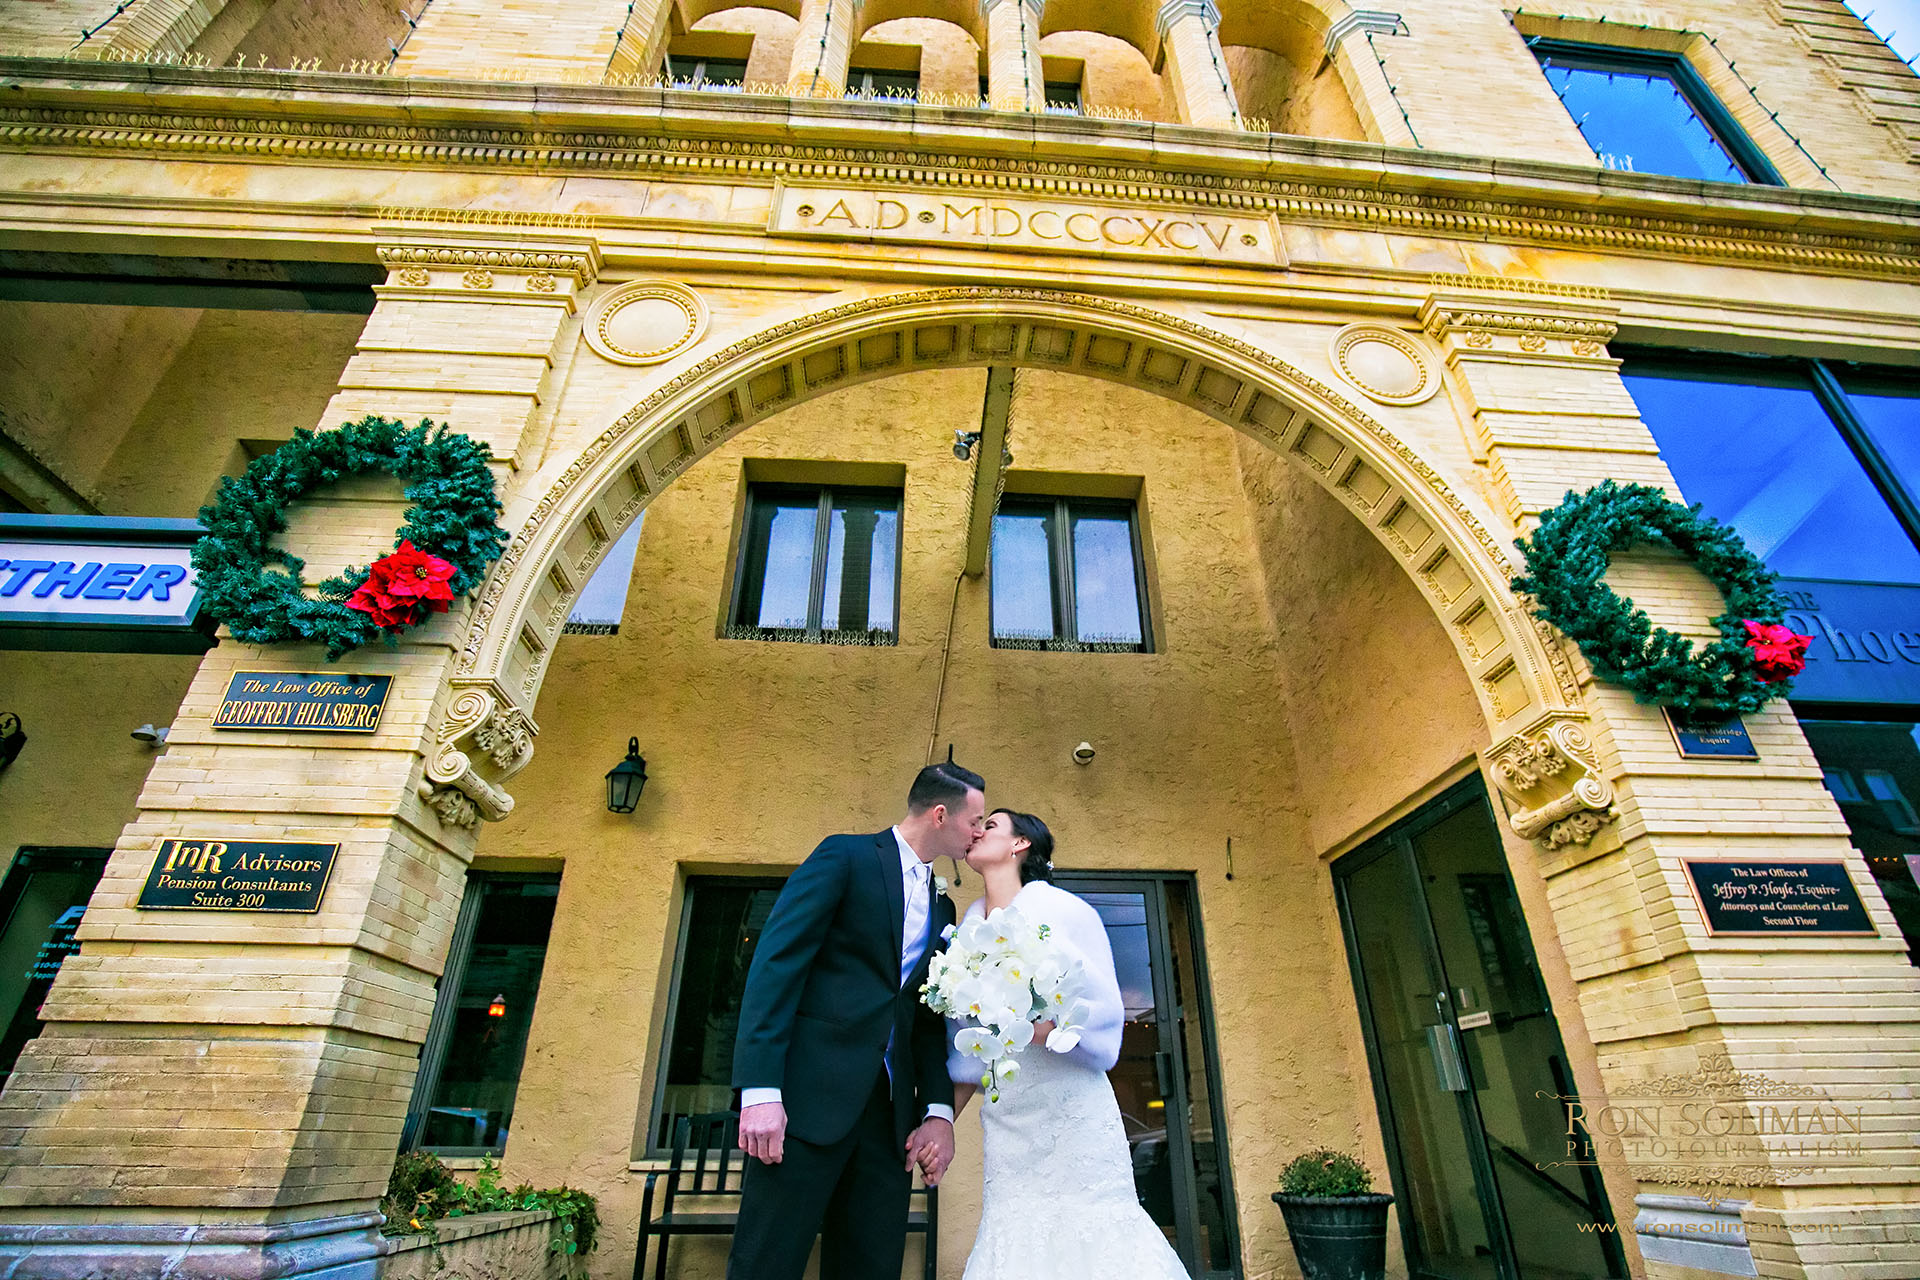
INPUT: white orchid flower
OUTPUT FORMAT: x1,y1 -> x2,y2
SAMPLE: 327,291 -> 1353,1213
954,1026 -> 1001,1058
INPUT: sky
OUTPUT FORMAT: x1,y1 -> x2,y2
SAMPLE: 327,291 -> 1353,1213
1845,0 -> 1920,64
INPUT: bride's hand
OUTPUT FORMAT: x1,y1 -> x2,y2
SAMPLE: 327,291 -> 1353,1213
1030,1019 -> 1056,1046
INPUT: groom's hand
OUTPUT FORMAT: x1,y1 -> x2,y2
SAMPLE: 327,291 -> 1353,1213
905,1117 -> 954,1185
739,1101 -> 787,1164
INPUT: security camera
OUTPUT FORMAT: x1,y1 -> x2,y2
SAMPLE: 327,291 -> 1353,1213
953,429 -> 981,461
1072,741 -> 1095,766
131,724 -> 170,746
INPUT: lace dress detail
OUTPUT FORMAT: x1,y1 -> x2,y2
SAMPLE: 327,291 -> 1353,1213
964,1046 -> 1189,1279
956,884 -> 1190,1280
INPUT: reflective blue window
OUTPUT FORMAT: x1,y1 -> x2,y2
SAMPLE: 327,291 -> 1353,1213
1622,363 -> 1920,584
991,496 -> 1150,652
1841,372 -> 1920,509
1534,43 -> 1772,184
728,484 -> 900,644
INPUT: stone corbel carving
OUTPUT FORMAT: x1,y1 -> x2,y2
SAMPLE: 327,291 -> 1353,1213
1487,715 -> 1618,850
419,680 -> 539,828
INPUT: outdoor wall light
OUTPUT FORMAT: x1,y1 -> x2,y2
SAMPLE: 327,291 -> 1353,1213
953,429 -> 982,461
0,712 -> 23,770
487,993 -> 507,1018
1072,741 -> 1096,766
131,723 -> 170,748
606,737 -> 649,813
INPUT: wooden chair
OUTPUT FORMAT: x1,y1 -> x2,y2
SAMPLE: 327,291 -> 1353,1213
634,1111 -> 939,1280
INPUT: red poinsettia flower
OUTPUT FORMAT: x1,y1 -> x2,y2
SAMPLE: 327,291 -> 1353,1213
370,540 -> 457,612
1742,620 -> 1813,683
344,541 -> 458,631
344,580 -> 414,630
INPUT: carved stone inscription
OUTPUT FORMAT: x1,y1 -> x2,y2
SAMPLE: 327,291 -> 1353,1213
771,186 -> 1283,266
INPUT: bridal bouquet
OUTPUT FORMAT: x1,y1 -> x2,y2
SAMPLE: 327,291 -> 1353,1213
921,904 -> 1094,1101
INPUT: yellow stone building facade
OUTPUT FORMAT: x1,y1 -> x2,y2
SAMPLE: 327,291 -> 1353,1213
0,1 -> 1917,1278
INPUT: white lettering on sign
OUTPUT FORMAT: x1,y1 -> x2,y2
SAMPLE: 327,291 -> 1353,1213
770,187 -> 1283,266
0,540 -> 198,622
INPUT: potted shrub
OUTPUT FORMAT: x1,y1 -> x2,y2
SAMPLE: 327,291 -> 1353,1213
1271,1149 -> 1394,1280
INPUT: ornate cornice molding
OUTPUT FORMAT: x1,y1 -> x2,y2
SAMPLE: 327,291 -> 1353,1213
375,243 -> 598,285
2,62 -> 1918,279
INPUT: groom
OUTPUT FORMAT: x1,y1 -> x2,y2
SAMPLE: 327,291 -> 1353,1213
728,762 -> 986,1280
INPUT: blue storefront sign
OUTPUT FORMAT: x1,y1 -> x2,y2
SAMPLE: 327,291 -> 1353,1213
0,514 -> 212,653
1777,578 -> 1920,709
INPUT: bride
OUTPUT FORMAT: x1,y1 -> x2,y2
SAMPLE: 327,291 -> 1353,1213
936,808 -> 1190,1279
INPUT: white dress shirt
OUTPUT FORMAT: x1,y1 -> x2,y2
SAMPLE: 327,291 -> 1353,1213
740,827 -> 954,1124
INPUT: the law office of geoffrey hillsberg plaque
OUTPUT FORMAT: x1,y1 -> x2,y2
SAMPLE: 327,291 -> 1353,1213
212,671 -> 392,732
137,838 -> 340,913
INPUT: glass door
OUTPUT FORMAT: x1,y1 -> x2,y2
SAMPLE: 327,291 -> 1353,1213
1056,873 -> 1238,1279
0,848 -> 110,1087
1333,782 -> 1626,1280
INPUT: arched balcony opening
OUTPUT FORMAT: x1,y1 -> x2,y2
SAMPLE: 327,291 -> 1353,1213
849,16 -> 983,104
664,2 -> 801,88
1036,29 -> 1173,122
1217,2 -> 1365,139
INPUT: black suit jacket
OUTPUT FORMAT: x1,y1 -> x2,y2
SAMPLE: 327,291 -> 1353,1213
732,830 -> 958,1149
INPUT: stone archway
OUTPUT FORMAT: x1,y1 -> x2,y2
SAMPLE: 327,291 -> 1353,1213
438,287 -> 1607,842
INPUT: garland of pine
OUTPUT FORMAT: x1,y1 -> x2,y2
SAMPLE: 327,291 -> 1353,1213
193,416 -> 508,660
1512,480 -> 1796,717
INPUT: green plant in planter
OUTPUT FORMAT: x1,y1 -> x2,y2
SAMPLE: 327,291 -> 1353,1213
378,1150 -> 599,1258
1273,1150 -> 1393,1280
1278,1149 -> 1375,1198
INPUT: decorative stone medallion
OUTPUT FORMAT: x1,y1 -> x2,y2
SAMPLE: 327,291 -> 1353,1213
584,280 -> 709,366
1330,323 -> 1438,407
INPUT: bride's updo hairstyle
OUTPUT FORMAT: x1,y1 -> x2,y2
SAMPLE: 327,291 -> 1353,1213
994,809 -> 1055,884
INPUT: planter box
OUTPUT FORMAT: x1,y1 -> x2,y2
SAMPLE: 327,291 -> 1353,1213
1272,1192 -> 1394,1280
381,1210 -> 573,1280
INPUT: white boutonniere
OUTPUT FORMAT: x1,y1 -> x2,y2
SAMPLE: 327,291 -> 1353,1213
933,875 -> 950,898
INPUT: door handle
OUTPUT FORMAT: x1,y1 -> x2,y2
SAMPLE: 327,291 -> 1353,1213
1426,1023 -> 1470,1093
1154,1050 -> 1174,1099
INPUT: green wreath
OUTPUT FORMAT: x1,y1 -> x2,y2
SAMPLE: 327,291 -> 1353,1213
1512,480 -> 1809,718
194,415 -> 508,660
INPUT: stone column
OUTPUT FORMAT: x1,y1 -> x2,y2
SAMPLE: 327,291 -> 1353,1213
981,0 -> 1045,112
1155,0 -> 1239,130
0,232 -> 595,1280
786,0 -> 862,99
1421,285 -> 1920,1276
1321,9 -> 1418,148
392,0 -> 661,82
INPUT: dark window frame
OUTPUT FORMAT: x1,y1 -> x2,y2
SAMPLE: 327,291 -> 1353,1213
643,874 -> 789,1156
661,55 -> 750,90
402,870 -> 561,1157
1528,38 -> 1784,185
846,66 -> 920,99
975,76 -> 1084,111
989,494 -> 1154,654
725,481 -> 903,645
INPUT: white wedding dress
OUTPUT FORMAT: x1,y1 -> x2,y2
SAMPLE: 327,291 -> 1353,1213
948,881 -> 1190,1280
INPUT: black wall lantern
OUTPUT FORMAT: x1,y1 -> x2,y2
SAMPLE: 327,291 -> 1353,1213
606,738 -> 649,813
0,712 -> 23,770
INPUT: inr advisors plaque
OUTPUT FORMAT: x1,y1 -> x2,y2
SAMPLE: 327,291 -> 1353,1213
1683,858 -> 1876,936
137,838 -> 339,913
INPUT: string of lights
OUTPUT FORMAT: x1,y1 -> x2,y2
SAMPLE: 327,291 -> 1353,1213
1365,28 -> 1422,148
68,1 -> 135,51
385,0 -> 435,70
1203,23 -> 1241,126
